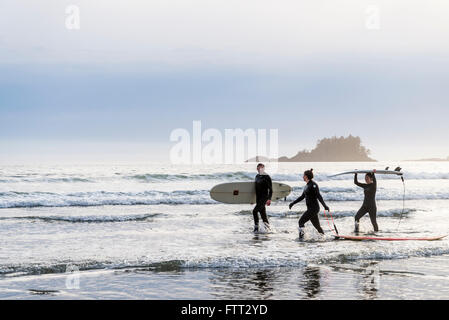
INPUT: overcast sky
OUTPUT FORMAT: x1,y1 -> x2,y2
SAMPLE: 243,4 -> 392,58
1,0 -> 448,162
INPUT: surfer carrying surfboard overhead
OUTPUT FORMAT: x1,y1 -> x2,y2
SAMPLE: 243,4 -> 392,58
354,172 -> 378,233
253,163 -> 273,233
289,169 -> 330,239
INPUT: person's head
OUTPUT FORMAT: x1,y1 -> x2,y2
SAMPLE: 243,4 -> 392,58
257,163 -> 265,174
303,169 -> 314,182
365,173 -> 374,184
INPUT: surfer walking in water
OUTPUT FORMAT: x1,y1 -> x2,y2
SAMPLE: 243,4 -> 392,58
289,169 -> 330,239
354,172 -> 378,233
253,163 -> 273,233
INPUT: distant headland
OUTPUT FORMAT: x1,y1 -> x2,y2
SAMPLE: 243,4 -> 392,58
407,156 -> 449,162
247,135 -> 376,162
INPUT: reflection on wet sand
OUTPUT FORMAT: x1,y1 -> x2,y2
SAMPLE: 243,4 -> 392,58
359,262 -> 380,299
208,268 -> 278,299
301,267 -> 321,299
118,255 -> 449,300
207,266 -> 325,299
330,261 -> 380,299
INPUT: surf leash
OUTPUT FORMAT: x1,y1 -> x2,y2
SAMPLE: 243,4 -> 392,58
397,176 -> 406,229
323,210 -> 339,236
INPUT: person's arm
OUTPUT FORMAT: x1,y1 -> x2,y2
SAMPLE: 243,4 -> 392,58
289,191 -> 305,209
316,185 -> 330,211
267,176 -> 273,200
354,173 -> 366,188
373,173 -> 377,187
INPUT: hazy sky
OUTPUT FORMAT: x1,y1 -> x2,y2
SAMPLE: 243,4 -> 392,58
1,0 -> 449,162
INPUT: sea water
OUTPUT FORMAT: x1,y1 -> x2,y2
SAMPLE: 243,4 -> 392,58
0,161 -> 448,299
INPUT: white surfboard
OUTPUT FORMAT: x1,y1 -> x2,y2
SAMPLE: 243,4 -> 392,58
329,169 -> 403,178
210,182 -> 292,204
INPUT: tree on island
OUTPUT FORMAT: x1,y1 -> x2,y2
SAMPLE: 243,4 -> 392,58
247,135 -> 376,162
283,135 -> 375,162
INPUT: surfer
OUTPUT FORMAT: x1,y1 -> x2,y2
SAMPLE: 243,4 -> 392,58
253,163 -> 273,233
289,169 -> 330,239
354,172 -> 378,232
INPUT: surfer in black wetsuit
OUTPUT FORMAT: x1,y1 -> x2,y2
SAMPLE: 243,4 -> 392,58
253,163 -> 273,233
289,169 -> 330,239
354,172 -> 378,232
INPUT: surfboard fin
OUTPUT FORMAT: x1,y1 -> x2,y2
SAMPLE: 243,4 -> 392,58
385,167 -> 389,170
395,166 -> 402,172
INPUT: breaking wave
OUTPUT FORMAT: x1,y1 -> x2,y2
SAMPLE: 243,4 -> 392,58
1,187 -> 448,208
0,213 -> 162,223
2,245 -> 449,277
1,171 -> 449,185
0,190 -> 214,208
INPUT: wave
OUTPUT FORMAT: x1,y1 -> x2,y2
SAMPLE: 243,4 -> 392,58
291,186 -> 449,202
0,177 -> 94,183
1,170 -> 449,185
0,259 -> 186,277
2,245 -> 449,277
269,172 -> 449,181
0,213 -> 162,223
292,186 -> 357,193
236,208 -> 416,218
276,172 -> 449,181
0,172 -> 256,184
0,190 -> 216,208
324,208 -> 416,218
187,247 -> 449,268
1,187 -> 449,208
319,172 -> 449,181
127,172 -> 255,182
317,192 -> 449,202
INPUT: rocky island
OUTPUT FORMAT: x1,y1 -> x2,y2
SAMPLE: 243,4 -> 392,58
247,135 -> 376,162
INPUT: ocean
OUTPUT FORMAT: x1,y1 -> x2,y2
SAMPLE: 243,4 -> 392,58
0,161 -> 448,299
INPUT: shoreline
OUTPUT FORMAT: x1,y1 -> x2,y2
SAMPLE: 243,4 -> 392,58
1,254 -> 448,300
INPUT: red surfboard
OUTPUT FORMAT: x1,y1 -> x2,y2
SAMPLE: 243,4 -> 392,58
334,234 -> 447,241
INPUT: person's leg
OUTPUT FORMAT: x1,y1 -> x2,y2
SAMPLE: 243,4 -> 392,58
298,210 -> 312,228
309,210 -> 324,235
260,202 -> 269,224
355,206 -> 368,222
298,210 -> 313,239
252,204 -> 260,228
259,203 -> 271,232
354,206 -> 368,232
368,206 -> 379,232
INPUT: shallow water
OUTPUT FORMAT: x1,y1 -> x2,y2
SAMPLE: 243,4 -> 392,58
0,162 -> 448,299
2,256 -> 449,299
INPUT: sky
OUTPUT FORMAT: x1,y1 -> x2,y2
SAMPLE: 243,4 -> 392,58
1,0 -> 449,163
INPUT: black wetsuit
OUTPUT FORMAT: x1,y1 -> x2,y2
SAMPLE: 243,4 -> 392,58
354,173 -> 378,231
290,180 -> 328,234
253,174 -> 273,225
